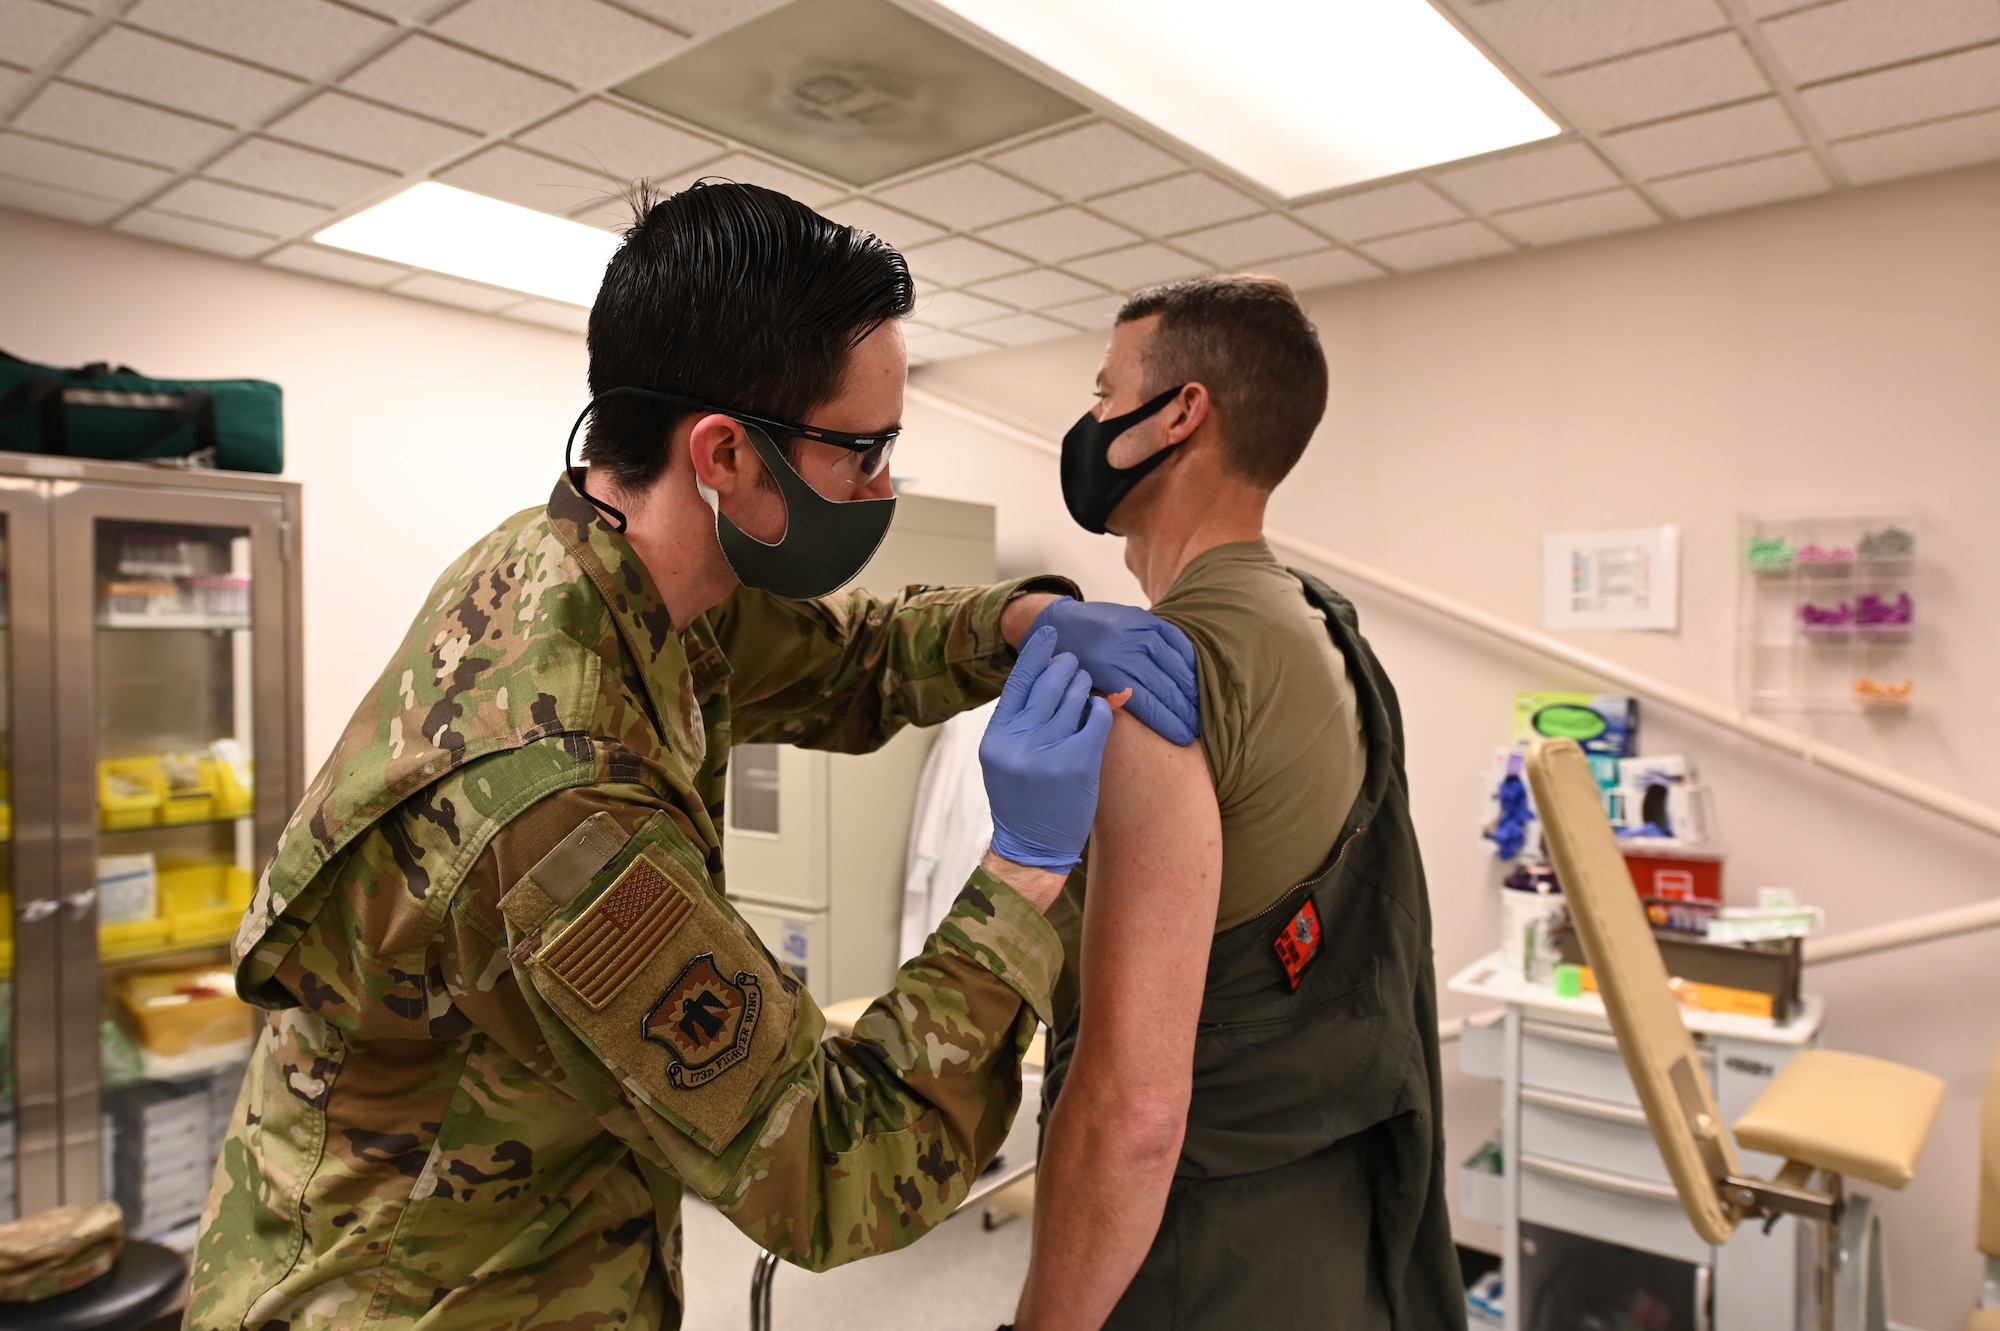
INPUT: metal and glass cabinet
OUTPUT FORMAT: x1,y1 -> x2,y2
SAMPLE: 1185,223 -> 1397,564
0,454 -> 301,1252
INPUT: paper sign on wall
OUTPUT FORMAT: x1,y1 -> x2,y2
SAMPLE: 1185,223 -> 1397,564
1543,526 -> 1679,631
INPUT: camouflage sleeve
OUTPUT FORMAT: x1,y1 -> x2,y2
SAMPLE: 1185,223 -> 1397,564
479,793 -> 1061,1272
708,575 -> 1078,752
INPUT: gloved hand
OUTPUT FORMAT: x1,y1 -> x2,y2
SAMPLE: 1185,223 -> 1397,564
1028,597 -> 1200,746
980,626 -> 1116,872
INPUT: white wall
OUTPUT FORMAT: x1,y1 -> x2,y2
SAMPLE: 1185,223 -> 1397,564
904,161 -> 2000,1331
0,207 -> 589,773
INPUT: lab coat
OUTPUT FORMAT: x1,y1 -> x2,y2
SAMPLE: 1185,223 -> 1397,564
900,701 -> 996,961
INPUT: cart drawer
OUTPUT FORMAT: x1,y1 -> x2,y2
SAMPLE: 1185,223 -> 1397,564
1520,1019 -> 1711,1109
1520,1089 -> 1670,1187
1519,1153 -> 1711,1268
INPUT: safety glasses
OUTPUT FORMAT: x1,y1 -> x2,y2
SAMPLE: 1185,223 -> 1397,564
713,405 -> 899,488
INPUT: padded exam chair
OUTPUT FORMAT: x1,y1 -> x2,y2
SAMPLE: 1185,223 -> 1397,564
1972,1038 -> 2000,1331
1526,738 -> 1947,1331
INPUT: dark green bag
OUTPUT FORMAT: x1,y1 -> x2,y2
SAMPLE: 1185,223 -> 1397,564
0,349 -> 283,473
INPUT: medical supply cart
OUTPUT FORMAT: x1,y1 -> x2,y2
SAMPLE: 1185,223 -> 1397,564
0,454 -> 302,1252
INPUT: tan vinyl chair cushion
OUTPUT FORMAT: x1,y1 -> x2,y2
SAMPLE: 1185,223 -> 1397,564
1734,1048 -> 1944,1190
820,996 -> 874,1039
1981,1037 -> 2000,1257
1965,1309 -> 2000,1331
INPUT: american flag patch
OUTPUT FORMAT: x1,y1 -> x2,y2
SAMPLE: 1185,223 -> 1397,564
541,855 -> 694,1009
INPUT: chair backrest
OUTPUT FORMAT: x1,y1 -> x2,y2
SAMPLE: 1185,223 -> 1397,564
1525,738 -> 1742,1245
1981,1035 -> 2000,1259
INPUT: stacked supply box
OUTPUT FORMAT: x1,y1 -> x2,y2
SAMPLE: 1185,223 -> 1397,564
106,1074 -> 225,1240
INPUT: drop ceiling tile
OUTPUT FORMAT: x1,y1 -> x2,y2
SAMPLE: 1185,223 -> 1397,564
1356,220 -> 1513,272
0,174 -> 123,224
902,234 -> 1032,286
204,137 -> 398,208
2,0 -> 92,70
1171,213 -> 1325,267
1546,32 -> 1771,131
440,143 -> 617,214
819,197 -> 945,248
959,312 -> 1076,348
913,290 -> 1012,328
569,193 -> 637,230
12,82 -> 233,169
1291,182 -> 1463,243
122,0 -> 392,81
506,299 -> 591,333
656,151 -> 840,205
609,0 -> 786,36
967,267 -> 1106,310
1041,292 -> 1125,329
116,208 -> 273,257
1255,247 -> 1385,292
1602,98 -> 1804,178
1089,172 -> 1263,235
263,242 -> 409,286
431,0 -> 686,91
1802,44 -> 2000,140
1648,149 -> 1830,214
0,67 -> 28,106
346,0 -> 452,16
1833,105 -> 2000,183
1461,0 -> 1730,74
904,327 -> 998,363
1762,0 -> 2000,86
63,25 -> 306,126
1490,187 -> 1660,245
876,162 -> 1058,231
1433,141 -> 1621,212
392,272 -> 523,312
342,34 -> 569,134
267,91 -> 480,173
152,177 -> 331,236
974,206 -> 1139,263
517,99 -> 721,179
1744,0 -> 1817,13
0,130 -> 172,200
1064,242 -> 1207,291
987,121 -> 1185,200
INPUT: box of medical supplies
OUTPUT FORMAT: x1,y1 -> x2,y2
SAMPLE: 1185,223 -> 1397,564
1512,692 -> 1638,757
1562,931 -> 1800,1022
115,966 -> 254,1058
1619,840 -> 1722,903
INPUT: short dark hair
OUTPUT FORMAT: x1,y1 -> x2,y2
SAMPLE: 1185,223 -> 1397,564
1117,274 -> 1328,489
583,180 -> 915,488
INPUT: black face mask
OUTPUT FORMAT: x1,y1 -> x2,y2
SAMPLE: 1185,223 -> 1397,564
1059,385 -> 1185,535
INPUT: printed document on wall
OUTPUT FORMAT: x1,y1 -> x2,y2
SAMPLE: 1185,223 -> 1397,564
1543,526 -> 1679,631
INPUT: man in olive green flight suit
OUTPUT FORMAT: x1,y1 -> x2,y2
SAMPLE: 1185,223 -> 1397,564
187,182 -> 1200,1330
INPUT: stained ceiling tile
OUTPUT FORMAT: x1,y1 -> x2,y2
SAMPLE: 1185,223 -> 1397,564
0,130 -> 172,200
1291,181 -> 1463,242
517,100 -> 720,180
1762,0 -> 2000,86
121,0 -> 393,81
959,311 -> 1076,348
1803,44 -> 2000,140
204,137 -> 398,208
0,174 -> 124,224
1461,0 -> 1729,74
1602,98 -> 1804,178
392,272 -> 523,312
2,0 -> 92,69
974,206 -> 1139,263
987,121 -> 1185,200
267,91 -> 479,173
901,234 -> 1032,285
1433,141 -> 1620,212
431,0 -> 687,91
506,299 -> 592,333
876,162 -> 1058,230
12,82 -> 234,169
1356,220 -> 1513,272
1648,149 -> 1829,214
1255,247 -> 1384,292
1089,172 -> 1263,235
1833,106 -> 2000,183
1064,242 -> 1207,291
915,290 -> 1013,328
967,268 -> 1106,310
1172,212 -> 1328,267
342,35 -> 569,133
654,151 -> 840,205
440,143 -> 619,215
152,177 -> 331,236
904,327 -> 998,363
1546,32 -> 1770,131
63,25 -> 306,126
1041,291 -> 1125,330
1490,187 -> 1660,245
263,242 -> 409,286
117,208 -> 274,257
819,197 -> 945,248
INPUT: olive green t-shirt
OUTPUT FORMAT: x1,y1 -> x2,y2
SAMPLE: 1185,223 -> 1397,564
1154,540 -> 1368,933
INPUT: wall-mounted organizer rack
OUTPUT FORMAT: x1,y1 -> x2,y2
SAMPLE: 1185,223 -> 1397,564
1738,510 -> 1918,713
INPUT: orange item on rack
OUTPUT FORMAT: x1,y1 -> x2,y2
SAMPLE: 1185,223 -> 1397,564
115,967 -> 253,1057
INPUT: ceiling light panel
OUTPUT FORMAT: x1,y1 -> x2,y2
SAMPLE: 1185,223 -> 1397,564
928,0 -> 1561,199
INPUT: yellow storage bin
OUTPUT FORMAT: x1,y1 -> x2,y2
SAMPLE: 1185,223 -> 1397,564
0,937 -> 11,979
209,758 -> 253,821
100,916 -> 172,959
168,907 -> 241,946
225,865 -> 253,909
98,758 -> 163,829
157,753 -> 216,825
116,966 -> 252,1057
0,800 -> 11,841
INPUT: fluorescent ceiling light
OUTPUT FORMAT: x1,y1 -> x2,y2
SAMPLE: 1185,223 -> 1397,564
928,0 -> 1561,199
315,182 -> 620,307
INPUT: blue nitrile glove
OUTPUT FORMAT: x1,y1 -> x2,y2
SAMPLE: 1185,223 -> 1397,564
980,625 -> 1116,872
1028,597 -> 1200,747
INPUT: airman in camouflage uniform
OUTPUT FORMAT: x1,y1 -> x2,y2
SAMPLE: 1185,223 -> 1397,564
187,474 -> 1078,1329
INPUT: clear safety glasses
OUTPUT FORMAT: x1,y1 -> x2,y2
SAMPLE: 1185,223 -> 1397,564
716,405 -> 898,489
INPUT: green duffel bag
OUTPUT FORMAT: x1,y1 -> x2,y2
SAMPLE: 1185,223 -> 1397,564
0,349 -> 283,474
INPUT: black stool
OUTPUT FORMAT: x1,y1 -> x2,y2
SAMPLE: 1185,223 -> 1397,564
5,1241 -> 185,1331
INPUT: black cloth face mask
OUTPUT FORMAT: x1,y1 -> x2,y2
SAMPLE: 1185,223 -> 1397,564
1060,385 -> 1186,535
